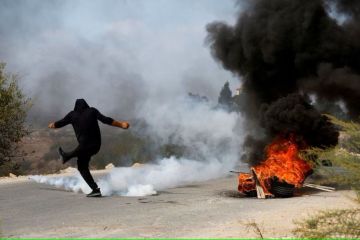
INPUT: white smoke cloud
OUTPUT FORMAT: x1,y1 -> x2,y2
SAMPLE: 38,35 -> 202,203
30,98 -> 245,196
100,155 -> 230,196
0,0 -> 239,123
31,156 -> 229,196
7,0 -> 245,196
30,174 -> 92,194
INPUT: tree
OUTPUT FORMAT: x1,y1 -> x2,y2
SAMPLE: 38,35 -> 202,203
0,62 -> 29,173
218,81 -> 233,110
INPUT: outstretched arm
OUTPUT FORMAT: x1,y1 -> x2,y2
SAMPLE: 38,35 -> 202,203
95,108 -> 130,129
111,120 -> 130,129
48,112 -> 72,129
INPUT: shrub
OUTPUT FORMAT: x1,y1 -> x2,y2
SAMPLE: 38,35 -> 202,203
295,115 -> 360,238
0,62 -> 30,176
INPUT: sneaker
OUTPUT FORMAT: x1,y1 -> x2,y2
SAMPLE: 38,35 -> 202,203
58,147 -> 70,164
87,188 -> 102,197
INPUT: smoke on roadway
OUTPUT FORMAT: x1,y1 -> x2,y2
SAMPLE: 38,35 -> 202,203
1,0 -> 248,196
31,98 -> 244,196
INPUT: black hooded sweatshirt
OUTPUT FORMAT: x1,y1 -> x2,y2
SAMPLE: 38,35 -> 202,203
54,99 -> 114,147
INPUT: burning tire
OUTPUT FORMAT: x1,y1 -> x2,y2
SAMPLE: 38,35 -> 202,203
270,178 -> 295,198
244,190 -> 257,197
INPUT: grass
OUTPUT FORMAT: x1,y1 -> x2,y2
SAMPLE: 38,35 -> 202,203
294,209 -> 360,238
244,220 -> 264,238
294,115 -> 360,238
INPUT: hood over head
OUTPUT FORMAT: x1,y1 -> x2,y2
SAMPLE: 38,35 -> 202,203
74,99 -> 90,112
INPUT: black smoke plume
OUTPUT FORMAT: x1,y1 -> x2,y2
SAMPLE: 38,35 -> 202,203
260,94 -> 338,149
243,93 -> 339,165
205,0 -> 360,165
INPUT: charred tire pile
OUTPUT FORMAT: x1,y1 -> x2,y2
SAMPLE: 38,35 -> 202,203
270,178 -> 295,198
244,190 -> 257,197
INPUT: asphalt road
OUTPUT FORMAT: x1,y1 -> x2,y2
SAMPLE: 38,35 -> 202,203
0,175 -> 356,238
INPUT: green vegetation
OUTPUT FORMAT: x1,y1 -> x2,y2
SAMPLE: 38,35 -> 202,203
0,63 -> 30,176
301,115 -> 360,191
294,208 -> 360,238
329,114 -> 360,154
294,115 -> 360,238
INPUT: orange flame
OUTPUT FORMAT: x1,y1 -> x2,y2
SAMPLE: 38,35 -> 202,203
238,135 -> 313,196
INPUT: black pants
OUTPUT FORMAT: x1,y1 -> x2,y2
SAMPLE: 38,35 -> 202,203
66,144 -> 100,190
